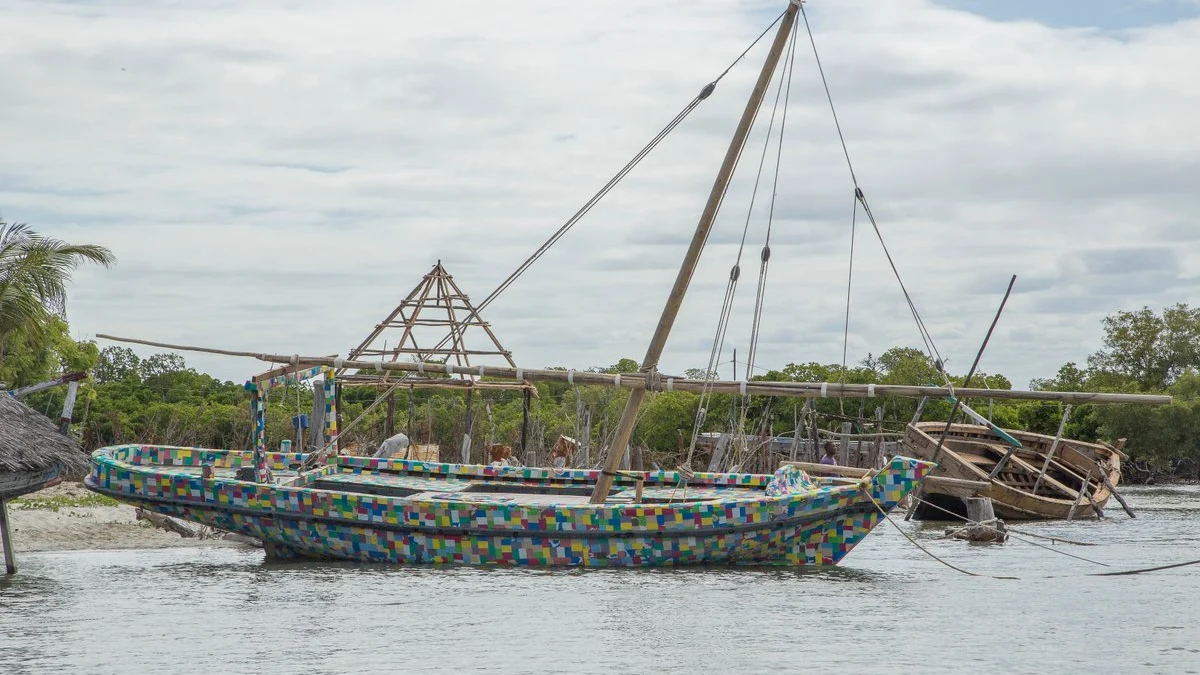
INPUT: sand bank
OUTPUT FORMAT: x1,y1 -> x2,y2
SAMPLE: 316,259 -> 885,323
5,481 -> 255,553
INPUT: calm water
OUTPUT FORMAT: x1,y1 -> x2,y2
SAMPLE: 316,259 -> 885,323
2,486 -> 1199,675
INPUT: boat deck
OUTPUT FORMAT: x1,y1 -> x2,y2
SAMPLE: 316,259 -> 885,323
162,463 -> 768,506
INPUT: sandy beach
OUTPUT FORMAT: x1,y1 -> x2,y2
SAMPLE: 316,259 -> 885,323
5,481 -> 254,553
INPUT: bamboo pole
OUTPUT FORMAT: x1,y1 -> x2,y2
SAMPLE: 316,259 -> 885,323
906,274 -> 1017,521
783,462 -> 989,492
588,2 -> 803,503
93,334 -> 1175,405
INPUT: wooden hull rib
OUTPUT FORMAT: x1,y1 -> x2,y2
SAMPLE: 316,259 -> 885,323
901,423 -> 1121,521
85,444 -> 931,567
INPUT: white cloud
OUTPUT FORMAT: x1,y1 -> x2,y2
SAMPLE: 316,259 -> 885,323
1,0 -> 1197,388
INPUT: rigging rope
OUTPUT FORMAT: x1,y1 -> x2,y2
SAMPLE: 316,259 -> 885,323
797,3 -> 949,385
683,12 -> 799,472
728,16 -> 800,472
866,488 -> 1200,578
838,196 -> 858,414
413,10 -> 789,364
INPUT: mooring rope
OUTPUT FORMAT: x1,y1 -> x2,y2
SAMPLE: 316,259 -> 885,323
863,488 -> 1200,579
860,488 -> 1013,579
915,495 -> 1101,547
414,10 -> 790,365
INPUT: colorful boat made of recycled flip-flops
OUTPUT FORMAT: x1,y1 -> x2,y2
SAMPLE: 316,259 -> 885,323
85,445 -> 929,567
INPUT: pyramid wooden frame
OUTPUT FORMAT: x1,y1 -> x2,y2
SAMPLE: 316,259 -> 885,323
339,262 -> 532,393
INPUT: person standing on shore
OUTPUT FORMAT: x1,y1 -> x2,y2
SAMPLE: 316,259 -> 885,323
819,441 -> 838,466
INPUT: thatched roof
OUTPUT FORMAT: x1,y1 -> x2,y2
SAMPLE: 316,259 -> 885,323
0,393 -> 89,478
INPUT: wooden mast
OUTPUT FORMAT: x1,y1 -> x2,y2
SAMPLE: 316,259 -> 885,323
588,2 -> 801,503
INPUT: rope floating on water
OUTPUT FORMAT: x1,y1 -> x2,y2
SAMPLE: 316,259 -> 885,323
866,490 -> 1200,579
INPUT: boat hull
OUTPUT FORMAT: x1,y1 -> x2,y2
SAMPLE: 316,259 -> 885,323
903,423 -> 1121,521
85,445 -> 930,567
0,465 -> 63,501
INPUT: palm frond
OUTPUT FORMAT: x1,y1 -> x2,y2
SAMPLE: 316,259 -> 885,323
0,219 -> 116,341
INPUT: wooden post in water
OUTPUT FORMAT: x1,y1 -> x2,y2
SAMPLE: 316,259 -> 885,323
0,498 -> 15,575
588,2 -> 801,503
965,497 -> 995,524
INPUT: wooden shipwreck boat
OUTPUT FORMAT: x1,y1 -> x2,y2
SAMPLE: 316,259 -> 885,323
902,422 -> 1125,521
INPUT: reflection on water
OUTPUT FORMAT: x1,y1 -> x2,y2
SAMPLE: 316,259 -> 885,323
2,486 -> 1198,675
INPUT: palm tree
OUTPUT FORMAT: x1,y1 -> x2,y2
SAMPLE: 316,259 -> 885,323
0,220 -> 115,347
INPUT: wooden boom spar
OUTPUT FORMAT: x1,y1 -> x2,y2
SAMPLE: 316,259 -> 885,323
93,335 -> 1173,405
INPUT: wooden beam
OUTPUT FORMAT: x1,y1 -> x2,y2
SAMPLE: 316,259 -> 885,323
58,379 -> 80,435
95,335 -> 1174,405
783,462 -> 990,493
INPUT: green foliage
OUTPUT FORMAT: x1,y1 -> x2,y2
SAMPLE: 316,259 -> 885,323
1087,303 -> 1200,391
635,391 -> 699,458
0,317 -> 99,396
11,493 -> 120,511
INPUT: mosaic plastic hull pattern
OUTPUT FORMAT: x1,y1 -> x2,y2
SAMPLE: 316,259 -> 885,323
86,445 -> 929,567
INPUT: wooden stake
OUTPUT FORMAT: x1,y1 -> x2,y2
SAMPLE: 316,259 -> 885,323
1067,468 -> 1093,521
1031,405 -> 1072,495
873,406 -> 886,468
309,382 -> 326,451
587,2 -> 802,504
520,387 -> 531,458
910,396 -> 928,425
385,390 -> 396,438
1092,462 -> 1136,518
1,498 -> 15,575
462,386 -> 474,464
408,383 -> 416,441
58,379 -> 80,435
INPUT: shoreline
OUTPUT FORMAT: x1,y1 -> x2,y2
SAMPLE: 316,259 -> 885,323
5,481 -> 255,554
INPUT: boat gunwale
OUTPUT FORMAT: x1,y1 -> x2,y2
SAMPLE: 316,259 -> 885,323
87,444 -> 930,536
82,475 -> 874,540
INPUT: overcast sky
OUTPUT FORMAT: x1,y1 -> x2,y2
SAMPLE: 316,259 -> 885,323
2,0 -> 1197,388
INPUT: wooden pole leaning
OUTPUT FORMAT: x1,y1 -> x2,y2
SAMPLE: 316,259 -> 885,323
587,3 -> 802,503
